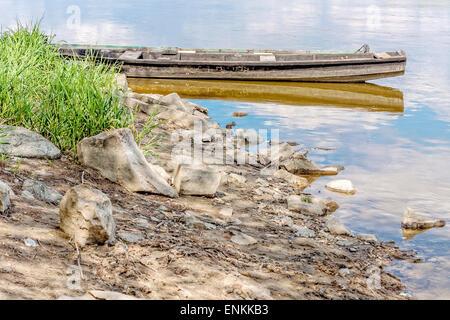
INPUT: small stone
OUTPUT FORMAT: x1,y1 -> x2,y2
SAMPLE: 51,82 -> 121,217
118,231 -> 145,243
219,207 -> 233,217
287,195 -> 336,216
231,231 -> 257,245
23,238 -> 39,247
339,268 -> 351,276
357,233 -> 378,242
0,180 -> 12,212
401,208 -> 445,229
293,237 -> 318,248
326,216 -> 352,236
325,180 -> 356,194
227,173 -> 247,185
22,179 -> 63,205
293,225 -> 316,238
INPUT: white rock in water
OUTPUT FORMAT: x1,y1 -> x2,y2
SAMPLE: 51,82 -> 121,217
59,185 -> 116,247
77,128 -> 178,198
173,164 -> 222,197
0,126 -> 61,159
326,180 -> 356,194
401,208 -> 445,229
0,180 -> 13,213
326,216 -> 352,236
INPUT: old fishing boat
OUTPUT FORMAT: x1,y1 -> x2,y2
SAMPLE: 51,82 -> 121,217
59,44 -> 406,83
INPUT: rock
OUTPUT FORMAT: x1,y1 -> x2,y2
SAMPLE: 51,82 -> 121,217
280,152 -> 322,175
219,207 -> 233,218
115,74 -> 128,92
319,166 -> 345,175
185,216 -> 216,230
160,93 -> 190,113
274,169 -> 309,188
326,216 -> 352,236
231,231 -> 257,246
326,180 -> 356,194
293,225 -> 316,238
59,185 -> 116,247
235,129 -> 265,146
22,179 -> 63,205
153,165 -> 172,184
127,92 -> 164,105
173,164 -> 222,196
156,106 -> 209,130
227,173 -> 247,185
0,180 -> 12,213
357,234 -> 378,242
77,128 -> 178,198
233,112 -> 249,118
0,126 -> 61,159
339,268 -> 351,276
21,190 -> 35,201
271,141 -> 296,162
287,195 -> 338,216
23,238 -> 39,247
235,149 -> 261,167
118,231 -> 145,243
293,237 -> 318,248
401,208 -> 445,229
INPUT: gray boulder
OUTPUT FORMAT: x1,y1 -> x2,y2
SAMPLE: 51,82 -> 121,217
77,128 -> 178,198
59,185 -> 116,247
0,126 -> 61,159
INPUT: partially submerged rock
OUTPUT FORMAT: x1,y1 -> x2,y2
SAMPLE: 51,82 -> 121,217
326,179 -> 356,194
326,216 -> 352,236
274,169 -> 309,189
401,208 -> 445,229
174,164 -> 222,197
59,185 -> 116,247
22,179 -> 63,205
280,152 -> 322,175
0,126 -> 61,159
77,128 -> 178,198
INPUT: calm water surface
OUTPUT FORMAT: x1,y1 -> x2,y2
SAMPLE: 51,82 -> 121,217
1,0 -> 449,299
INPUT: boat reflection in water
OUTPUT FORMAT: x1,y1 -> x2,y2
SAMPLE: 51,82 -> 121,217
128,78 -> 404,113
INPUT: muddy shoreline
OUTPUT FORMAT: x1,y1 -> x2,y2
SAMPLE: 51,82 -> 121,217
0,80 -> 416,300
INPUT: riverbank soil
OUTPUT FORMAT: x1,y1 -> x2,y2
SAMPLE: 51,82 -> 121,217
0,115 -> 415,300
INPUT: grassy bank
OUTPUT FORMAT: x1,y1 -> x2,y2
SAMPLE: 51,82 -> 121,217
0,22 -> 133,156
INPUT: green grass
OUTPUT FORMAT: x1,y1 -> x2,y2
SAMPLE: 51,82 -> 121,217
0,22 -> 134,157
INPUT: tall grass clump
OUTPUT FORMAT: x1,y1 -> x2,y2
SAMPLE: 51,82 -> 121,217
0,22 -> 133,156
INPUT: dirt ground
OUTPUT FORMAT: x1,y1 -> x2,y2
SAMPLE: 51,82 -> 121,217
0,116 -> 416,300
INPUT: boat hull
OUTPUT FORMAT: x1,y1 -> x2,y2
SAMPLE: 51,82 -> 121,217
122,61 -> 406,83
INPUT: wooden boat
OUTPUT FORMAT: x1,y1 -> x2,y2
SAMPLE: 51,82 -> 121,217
128,79 -> 404,113
59,45 -> 406,83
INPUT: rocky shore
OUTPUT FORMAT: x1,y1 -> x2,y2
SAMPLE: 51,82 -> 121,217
0,75 -> 421,300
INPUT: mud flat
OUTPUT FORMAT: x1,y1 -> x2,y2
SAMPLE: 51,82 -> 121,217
0,79 -> 416,300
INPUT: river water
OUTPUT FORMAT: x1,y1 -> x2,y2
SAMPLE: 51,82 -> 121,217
1,0 -> 449,299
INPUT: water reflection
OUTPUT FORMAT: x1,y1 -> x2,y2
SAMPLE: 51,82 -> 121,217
129,79 -> 404,113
